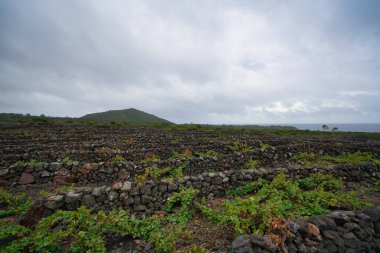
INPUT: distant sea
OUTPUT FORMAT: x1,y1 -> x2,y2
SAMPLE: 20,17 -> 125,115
289,124 -> 380,133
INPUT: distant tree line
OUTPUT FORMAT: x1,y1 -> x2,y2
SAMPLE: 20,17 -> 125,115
322,124 -> 338,132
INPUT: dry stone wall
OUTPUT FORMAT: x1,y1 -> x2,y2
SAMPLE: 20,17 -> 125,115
42,164 -> 380,216
231,206 -> 380,253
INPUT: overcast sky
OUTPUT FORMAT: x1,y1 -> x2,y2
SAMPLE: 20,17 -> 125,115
1,0 -> 379,124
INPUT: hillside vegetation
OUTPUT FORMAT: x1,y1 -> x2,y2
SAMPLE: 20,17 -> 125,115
79,108 -> 172,124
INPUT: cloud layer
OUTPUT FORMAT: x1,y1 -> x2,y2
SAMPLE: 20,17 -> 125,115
1,0 -> 379,123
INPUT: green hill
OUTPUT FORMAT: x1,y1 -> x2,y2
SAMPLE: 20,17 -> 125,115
79,108 -> 172,124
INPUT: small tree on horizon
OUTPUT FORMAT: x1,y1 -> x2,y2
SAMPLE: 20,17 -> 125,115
322,124 -> 329,131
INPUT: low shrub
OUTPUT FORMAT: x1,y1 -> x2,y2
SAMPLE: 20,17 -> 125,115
0,187 -> 199,253
0,188 -> 33,218
198,172 -> 368,236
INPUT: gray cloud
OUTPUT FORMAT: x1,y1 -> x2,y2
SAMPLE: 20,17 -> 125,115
1,0 -> 379,123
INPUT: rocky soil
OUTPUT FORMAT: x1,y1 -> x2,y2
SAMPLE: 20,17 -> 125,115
1,124 -> 380,252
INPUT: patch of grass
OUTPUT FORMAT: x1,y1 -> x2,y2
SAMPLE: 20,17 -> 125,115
198,172 -> 368,236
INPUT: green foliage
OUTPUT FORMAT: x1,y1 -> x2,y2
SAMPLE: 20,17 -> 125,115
26,159 -> 38,167
143,152 -> 161,162
0,188 -> 33,218
112,154 -> 125,163
198,172 -> 368,236
136,165 -> 170,185
136,163 -> 188,185
297,172 -> 343,191
0,222 -> 30,241
244,160 -> 259,170
291,152 -> 320,166
39,190 -> 50,197
169,162 -> 188,180
229,140 -> 253,153
259,143 -> 271,151
291,151 -> 376,167
322,151 -> 375,164
149,165 -> 172,180
13,161 -> 25,167
170,148 -> 192,160
1,186 -> 199,253
61,156 -> 74,165
165,186 -> 199,225
183,244 -> 207,253
374,180 -> 380,192
226,178 -> 267,196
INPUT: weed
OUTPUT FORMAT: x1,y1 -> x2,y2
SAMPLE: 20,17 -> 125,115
183,244 -> 207,253
169,162 -> 188,180
13,161 -> 25,167
244,160 -> 259,170
149,165 -> 172,180
113,154 -> 125,163
171,148 -> 192,160
259,143 -> 271,151
373,180 -> 380,192
26,159 -> 38,167
144,152 -> 161,162
39,190 -> 50,197
229,140 -> 253,153
61,156 -> 73,165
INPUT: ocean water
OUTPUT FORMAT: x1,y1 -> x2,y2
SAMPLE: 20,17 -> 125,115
290,124 -> 380,133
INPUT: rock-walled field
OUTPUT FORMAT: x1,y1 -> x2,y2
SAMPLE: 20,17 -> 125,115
1,124 -> 380,252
